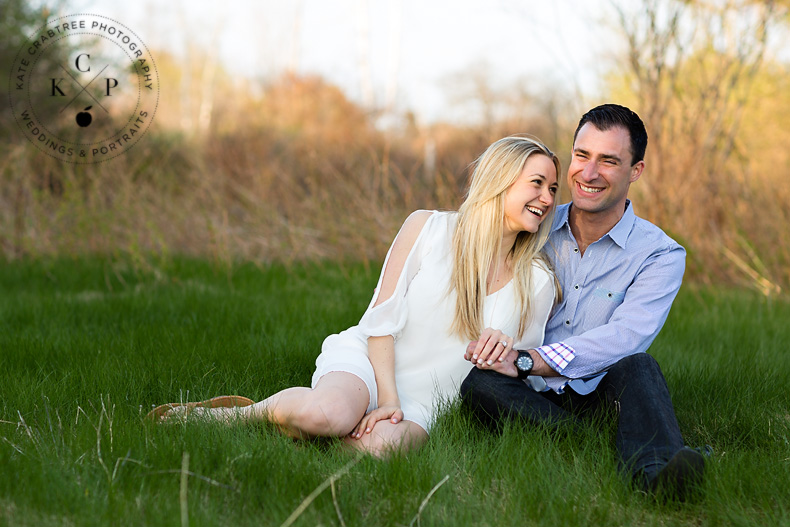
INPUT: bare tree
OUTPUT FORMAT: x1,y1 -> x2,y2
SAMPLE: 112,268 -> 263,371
612,0 -> 787,292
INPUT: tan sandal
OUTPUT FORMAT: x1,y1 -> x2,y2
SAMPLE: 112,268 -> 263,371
147,395 -> 255,422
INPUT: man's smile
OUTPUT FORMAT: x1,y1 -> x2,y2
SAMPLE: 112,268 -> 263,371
578,182 -> 604,193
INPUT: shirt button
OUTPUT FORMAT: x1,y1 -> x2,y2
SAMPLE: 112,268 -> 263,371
565,320 -> 571,325
573,248 -> 579,253
574,284 -> 580,290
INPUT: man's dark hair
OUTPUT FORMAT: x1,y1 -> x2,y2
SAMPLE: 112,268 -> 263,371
573,104 -> 648,165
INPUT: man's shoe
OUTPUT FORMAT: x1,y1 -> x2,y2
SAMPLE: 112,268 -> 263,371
647,446 -> 706,501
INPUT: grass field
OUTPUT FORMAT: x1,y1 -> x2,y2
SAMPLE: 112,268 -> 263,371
1,257 -> 789,526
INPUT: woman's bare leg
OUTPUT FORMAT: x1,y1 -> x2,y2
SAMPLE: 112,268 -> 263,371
344,420 -> 428,457
219,372 -> 371,438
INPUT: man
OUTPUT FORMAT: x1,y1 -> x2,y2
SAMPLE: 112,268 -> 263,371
460,104 -> 705,499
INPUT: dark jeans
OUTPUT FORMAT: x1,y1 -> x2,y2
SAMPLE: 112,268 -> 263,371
460,353 -> 684,482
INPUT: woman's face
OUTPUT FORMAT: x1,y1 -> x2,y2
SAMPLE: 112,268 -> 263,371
502,154 -> 558,236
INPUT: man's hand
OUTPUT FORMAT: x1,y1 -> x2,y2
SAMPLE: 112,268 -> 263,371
466,342 -> 519,377
465,341 -> 559,378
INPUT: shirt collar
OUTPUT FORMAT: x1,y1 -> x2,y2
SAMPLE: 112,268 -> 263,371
551,203 -> 571,234
608,200 -> 635,249
552,200 -> 636,249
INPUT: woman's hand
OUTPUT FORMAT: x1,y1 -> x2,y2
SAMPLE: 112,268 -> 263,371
465,327 -> 513,367
350,403 -> 404,439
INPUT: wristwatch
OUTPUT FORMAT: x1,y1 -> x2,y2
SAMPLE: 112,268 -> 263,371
514,351 -> 534,379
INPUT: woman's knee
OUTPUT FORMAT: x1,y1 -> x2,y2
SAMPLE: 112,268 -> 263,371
345,421 -> 427,457
288,394 -> 363,436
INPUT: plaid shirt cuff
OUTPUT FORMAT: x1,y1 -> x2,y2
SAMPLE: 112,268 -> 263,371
535,342 -> 576,374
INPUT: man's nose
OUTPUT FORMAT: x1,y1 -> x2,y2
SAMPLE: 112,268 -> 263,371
579,161 -> 597,182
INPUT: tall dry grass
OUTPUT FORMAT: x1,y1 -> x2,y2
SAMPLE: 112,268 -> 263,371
610,0 -> 790,294
0,74 -> 505,268
1,49 -> 573,262
1,62 -> 789,293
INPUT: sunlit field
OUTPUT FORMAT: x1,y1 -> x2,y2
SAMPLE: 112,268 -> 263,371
3,1 -> 790,524
1,257 -> 788,526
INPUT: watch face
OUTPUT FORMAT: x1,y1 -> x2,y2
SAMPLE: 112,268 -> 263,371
517,353 -> 533,372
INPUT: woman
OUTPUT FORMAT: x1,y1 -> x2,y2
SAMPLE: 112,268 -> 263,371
151,135 -> 560,456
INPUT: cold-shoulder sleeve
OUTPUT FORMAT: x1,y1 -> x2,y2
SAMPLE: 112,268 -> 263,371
357,211 -> 440,340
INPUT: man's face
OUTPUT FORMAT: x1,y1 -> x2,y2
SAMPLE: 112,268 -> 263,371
567,123 -> 644,217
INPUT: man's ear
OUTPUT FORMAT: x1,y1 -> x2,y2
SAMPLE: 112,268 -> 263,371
630,160 -> 645,183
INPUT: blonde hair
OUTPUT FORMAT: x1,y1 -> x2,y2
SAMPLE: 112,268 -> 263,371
450,135 -> 561,341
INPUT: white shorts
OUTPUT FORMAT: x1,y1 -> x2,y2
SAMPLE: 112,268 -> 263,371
311,332 -> 431,433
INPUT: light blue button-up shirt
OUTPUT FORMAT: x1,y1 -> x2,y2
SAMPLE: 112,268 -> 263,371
532,201 -> 686,394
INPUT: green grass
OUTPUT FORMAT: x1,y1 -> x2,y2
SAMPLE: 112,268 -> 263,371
1,257 -> 789,526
